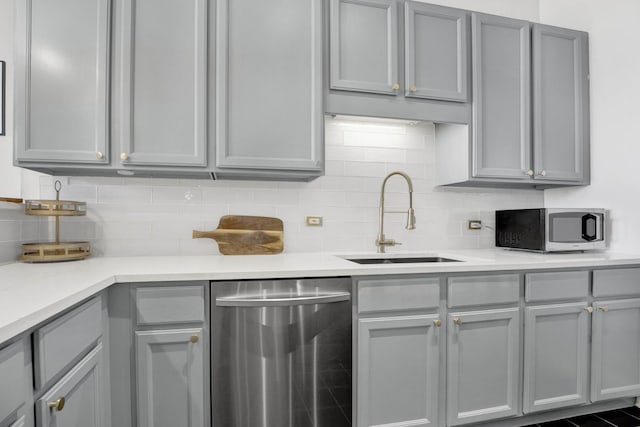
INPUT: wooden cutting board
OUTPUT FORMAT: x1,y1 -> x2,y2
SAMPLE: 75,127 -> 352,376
192,215 -> 284,255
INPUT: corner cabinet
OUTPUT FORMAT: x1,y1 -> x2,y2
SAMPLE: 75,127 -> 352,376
36,344 -> 106,427
14,0 -> 111,165
214,0 -> 323,180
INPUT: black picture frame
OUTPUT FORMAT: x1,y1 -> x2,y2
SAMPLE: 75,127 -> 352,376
0,60 -> 5,136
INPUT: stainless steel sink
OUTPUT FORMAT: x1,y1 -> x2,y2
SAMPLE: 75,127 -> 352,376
346,256 -> 462,264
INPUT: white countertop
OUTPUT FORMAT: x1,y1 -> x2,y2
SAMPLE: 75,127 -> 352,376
1,249 -> 640,346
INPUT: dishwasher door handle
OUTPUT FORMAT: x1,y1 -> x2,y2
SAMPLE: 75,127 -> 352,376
216,292 -> 351,307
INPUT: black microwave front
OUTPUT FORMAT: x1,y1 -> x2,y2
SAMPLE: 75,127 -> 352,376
495,208 -> 606,252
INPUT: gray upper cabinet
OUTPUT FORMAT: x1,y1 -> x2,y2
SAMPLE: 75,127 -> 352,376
215,0 -> 323,177
14,0 -> 111,164
404,2 -> 468,102
116,0 -> 208,167
471,13 -> 531,180
533,24 -> 589,182
591,299 -> 640,402
446,307 -> 520,425
330,0 -> 399,95
523,303 -> 589,413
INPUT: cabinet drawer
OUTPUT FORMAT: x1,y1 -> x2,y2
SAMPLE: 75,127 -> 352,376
357,277 -> 440,314
136,285 -> 205,325
0,340 -> 27,424
447,274 -> 520,308
593,268 -> 640,298
525,271 -> 589,302
34,296 -> 103,389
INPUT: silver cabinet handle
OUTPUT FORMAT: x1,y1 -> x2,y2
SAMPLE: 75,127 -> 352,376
526,170 -> 534,176
216,292 -> 350,307
598,306 -> 609,312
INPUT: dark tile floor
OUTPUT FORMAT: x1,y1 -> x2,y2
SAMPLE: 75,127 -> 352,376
524,406 -> 640,427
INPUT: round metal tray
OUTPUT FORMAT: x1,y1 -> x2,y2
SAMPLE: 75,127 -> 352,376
21,242 -> 91,263
24,200 -> 87,216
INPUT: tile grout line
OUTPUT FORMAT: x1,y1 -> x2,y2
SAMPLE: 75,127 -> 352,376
593,413 -> 619,426
621,408 -> 640,421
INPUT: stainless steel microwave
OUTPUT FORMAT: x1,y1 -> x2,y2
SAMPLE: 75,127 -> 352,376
495,208 -> 607,252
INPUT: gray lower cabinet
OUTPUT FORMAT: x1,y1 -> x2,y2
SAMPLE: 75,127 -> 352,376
36,343 -> 105,427
591,299 -> 640,402
446,307 -> 521,425
14,0 -> 111,165
115,0 -> 208,167
532,24 -> 590,182
135,329 -> 205,427
523,303 -> 590,413
357,314 -> 441,427
0,338 -> 33,427
215,0 -> 323,178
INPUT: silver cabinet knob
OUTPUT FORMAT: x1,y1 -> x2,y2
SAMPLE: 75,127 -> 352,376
598,306 -> 609,312
96,152 -> 104,160
538,170 -> 547,177
392,83 -> 400,91
453,317 -> 462,326
433,319 -> 442,327
190,335 -> 199,343
526,170 -> 534,176
584,306 -> 593,313
120,152 -> 129,161
409,85 -> 417,92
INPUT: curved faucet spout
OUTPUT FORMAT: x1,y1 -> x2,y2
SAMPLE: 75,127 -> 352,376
376,171 -> 416,253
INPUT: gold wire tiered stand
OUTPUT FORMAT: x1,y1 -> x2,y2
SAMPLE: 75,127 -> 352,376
21,181 -> 91,263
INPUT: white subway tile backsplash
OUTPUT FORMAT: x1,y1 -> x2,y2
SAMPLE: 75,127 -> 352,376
28,120 -> 543,257
98,186 -> 152,204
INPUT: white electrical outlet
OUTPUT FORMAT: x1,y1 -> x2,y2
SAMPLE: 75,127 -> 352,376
306,216 -> 323,226
468,220 -> 482,230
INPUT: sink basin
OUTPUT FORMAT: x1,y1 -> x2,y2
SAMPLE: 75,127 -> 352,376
346,256 -> 462,264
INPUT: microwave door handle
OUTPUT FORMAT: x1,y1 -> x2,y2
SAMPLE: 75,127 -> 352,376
581,214 -> 598,241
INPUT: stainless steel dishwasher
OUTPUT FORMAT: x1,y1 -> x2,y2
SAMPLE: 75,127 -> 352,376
212,277 -> 352,427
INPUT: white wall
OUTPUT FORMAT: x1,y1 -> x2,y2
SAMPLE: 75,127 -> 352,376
0,0 -> 22,198
540,0 -> 640,253
40,119 -> 542,257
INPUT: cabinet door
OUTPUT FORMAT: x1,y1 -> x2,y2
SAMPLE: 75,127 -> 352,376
471,13 -> 531,180
523,303 -> 589,413
447,308 -> 520,425
216,0 -> 323,173
533,24 -> 589,182
330,0 -> 399,95
14,0 -> 110,164
36,343 -> 105,427
405,2 -> 467,102
591,299 -> 640,401
136,329 -> 205,427
116,0 -> 207,167
357,315 -> 441,427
